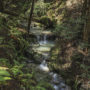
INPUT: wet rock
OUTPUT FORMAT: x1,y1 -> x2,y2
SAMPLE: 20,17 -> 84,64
60,88 -> 65,90
52,81 -> 60,85
38,60 -> 50,72
26,60 -> 34,63
59,82 -> 66,88
35,69 -> 51,82
49,72 -> 54,76
51,74 -> 64,84
65,85 -> 71,90
53,85 -> 59,90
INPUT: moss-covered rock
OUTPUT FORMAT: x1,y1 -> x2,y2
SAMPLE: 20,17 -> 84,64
34,16 -> 56,28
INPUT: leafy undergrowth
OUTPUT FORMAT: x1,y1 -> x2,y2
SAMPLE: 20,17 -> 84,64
47,0 -> 90,90
0,13 -> 54,90
0,69 -> 11,82
49,42 -> 90,90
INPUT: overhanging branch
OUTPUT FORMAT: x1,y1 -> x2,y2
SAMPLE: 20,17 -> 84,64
0,10 -> 19,16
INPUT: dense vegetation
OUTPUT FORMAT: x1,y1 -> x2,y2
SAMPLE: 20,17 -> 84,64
0,0 -> 90,90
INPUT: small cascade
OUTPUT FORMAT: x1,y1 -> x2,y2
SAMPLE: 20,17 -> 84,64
39,60 -> 49,72
43,34 -> 47,44
39,34 -> 47,45
32,29 -> 71,90
37,35 -> 40,43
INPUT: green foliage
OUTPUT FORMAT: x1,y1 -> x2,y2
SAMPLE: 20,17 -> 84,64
0,58 -> 9,66
30,81 -> 54,90
0,37 -> 4,44
79,42 -> 90,49
0,10 -> 34,89
0,16 -> 4,29
71,52 -> 90,89
19,38 -> 30,51
40,16 -> 51,26
10,25 -> 20,33
54,17 -> 82,40
34,0 -> 49,17
73,78 -> 80,90
30,86 -> 46,90
38,16 -> 56,28
0,70 -> 10,76
0,70 -> 11,83
11,65 -> 23,76
80,64 -> 90,79
37,82 -> 54,90
3,0 -> 32,16
9,62 -> 36,89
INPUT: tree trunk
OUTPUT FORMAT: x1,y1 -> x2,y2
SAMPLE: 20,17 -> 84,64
27,0 -> 35,34
0,0 -> 4,11
83,0 -> 90,43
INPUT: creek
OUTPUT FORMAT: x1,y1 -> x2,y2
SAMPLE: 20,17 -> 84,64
30,26 -> 71,90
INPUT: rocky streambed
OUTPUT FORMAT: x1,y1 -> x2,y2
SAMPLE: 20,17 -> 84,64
28,26 -> 71,90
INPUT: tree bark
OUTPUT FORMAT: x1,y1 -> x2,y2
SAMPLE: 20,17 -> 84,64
0,0 -> 4,11
27,0 -> 35,34
83,0 -> 90,43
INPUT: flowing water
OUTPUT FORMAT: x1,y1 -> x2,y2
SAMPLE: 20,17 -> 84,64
31,27 -> 71,90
